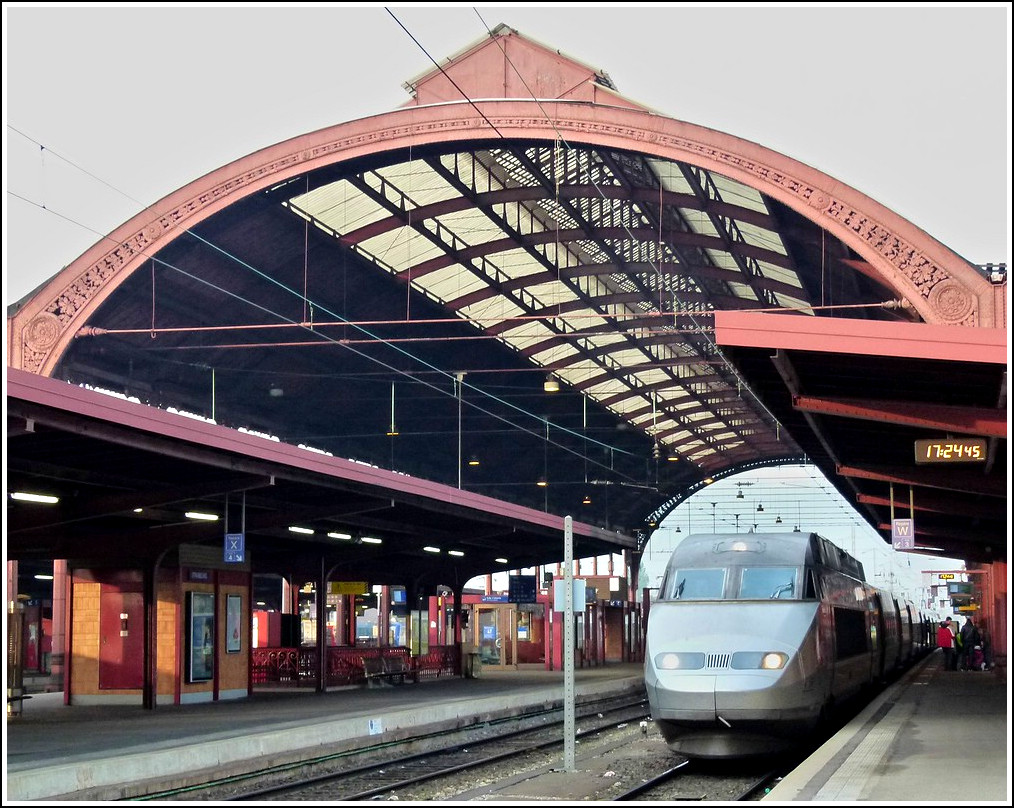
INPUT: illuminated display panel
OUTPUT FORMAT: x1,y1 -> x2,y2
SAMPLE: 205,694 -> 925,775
913,437 -> 987,464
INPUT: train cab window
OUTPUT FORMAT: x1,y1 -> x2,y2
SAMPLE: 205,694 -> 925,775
666,568 -> 725,600
805,569 -> 820,599
739,567 -> 798,600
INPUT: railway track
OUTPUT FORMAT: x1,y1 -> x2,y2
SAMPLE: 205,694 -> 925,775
139,694 -> 649,801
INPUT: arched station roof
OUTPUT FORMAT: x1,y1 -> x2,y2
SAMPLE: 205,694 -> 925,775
7,25 -> 1005,573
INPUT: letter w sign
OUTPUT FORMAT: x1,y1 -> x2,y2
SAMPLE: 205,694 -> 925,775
891,519 -> 915,550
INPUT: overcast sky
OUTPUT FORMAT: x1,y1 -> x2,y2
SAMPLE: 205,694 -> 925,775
3,3 -> 1010,308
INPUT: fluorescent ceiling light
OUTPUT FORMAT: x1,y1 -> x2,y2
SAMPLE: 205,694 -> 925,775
34,574 -> 54,581
496,557 -> 509,564
360,536 -> 382,544
288,526 -> 314,535
448,550 -> 465,557
185,511 -> 219,521
10,492 -> 59,504
328,531 -> 353,540
423,546 -> 441,553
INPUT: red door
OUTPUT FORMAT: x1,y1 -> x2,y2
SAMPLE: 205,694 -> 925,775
99,589 -> 145,689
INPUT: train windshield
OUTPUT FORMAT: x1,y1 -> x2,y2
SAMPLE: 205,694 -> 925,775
739,567 -> 798,600
665,568 -> 726,600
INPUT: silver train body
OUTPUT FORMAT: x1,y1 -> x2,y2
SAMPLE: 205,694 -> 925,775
644,532 -> 932,758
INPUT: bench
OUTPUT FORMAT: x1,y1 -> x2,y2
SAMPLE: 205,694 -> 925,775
361,655 -> 418,687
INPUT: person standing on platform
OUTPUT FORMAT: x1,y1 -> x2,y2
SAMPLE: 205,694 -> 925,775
959,616 -> 981,670
937,618 -> 956,671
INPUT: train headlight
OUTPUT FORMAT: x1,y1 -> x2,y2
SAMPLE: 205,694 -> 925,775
731,651 -> 788,670
654,652 -> 705,670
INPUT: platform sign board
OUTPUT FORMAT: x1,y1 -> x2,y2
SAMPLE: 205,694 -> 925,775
553,578 -> 586,612
224,532 -> 245,563
891,519 -> 915,550
508,574 -> 538,604
328,581 -> 369,595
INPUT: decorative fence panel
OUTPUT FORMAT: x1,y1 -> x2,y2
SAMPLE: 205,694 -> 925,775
252,645 -> 459,687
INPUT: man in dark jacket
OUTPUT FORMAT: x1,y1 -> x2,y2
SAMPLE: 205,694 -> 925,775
959,617 -> 981,670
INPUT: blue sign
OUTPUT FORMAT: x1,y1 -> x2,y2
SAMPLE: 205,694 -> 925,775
891,519 -> 915,550
224,532 -> 245,563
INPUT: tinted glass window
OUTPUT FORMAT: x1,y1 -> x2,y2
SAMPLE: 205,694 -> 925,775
740,567 -> 798,599
665,568 -> 726,600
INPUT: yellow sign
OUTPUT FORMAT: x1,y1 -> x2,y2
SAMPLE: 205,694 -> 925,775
938,573 -> 955,580
957,604 -> 980,612
329,581 -> 369,595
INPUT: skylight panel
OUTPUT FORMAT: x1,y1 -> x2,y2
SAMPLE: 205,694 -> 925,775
756,261 -> 803,288
736,221 -> 788,255
459,297 -> 527,325
360,229 -> 444,272
435,208 -> 510,244
711,174 -> 769,214
425,266 -> 489,300
375,160 -> 460,206
288,180 -> 388,232
681,210 -> 721,238
647,158 -> 695,194
725,282 -> 760,301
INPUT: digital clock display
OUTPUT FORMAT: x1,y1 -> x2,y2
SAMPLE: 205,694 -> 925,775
914,437 -> 987,464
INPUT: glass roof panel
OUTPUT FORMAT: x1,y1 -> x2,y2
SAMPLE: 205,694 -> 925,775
375,160 -> 461,206
757,261 -> 804,288
725,281 -> 760,301
647,158 -> 695,194
736,220 -> 788,255
711,173 -> 769,214
360,229 -> 445,273
424,265 -> 490,300
680,209 -> 721,238
289,179 -> 387,232
528,344 -> 581,366
435,208 -> 512,247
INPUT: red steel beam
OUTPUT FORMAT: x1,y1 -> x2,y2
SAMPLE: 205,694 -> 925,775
792,395 -> 1005,438
837,464 -> 1006,497
857,492 -> 1006,520
714,310 -> 1007,364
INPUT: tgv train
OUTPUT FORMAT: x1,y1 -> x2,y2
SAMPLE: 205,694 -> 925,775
643,532 -> 933,758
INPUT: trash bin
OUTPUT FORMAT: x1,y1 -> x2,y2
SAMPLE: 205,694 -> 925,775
7,687 -> 25,718
465,651 -> 482,679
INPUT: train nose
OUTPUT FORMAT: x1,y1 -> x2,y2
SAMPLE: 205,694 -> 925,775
650,674 -> 718,721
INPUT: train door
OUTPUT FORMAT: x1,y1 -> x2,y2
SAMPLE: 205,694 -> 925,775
472,605 -> 517,669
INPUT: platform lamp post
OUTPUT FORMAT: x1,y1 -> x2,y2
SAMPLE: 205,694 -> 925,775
456,372 -> 465,489
711,502 -> 717,532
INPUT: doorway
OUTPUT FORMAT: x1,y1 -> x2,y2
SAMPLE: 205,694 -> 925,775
472,604 -> 517,669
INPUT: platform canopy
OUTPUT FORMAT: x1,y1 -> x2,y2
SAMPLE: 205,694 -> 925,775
7,25 -> 1005,589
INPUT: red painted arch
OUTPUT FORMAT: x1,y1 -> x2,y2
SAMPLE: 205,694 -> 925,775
7,99 -> 999,376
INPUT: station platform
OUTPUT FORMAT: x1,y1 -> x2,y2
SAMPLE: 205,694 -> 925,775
4,663 -> 646,802
764,652 -> 1010,803
4,653 -> 1010,803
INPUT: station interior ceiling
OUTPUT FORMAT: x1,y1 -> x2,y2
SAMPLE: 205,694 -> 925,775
7,137 -> 1006,604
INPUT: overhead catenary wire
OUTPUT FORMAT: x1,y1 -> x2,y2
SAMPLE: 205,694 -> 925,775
7,16 -> 813,482
5,131 -> 654,474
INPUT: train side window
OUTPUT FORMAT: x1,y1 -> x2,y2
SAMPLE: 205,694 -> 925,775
740,567 -> 798,600
805,569 -> 820,599
667,568 -> 725,600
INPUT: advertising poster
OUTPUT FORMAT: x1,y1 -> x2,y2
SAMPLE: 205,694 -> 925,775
188,592 -> 215,682
226,594 -> 242,653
